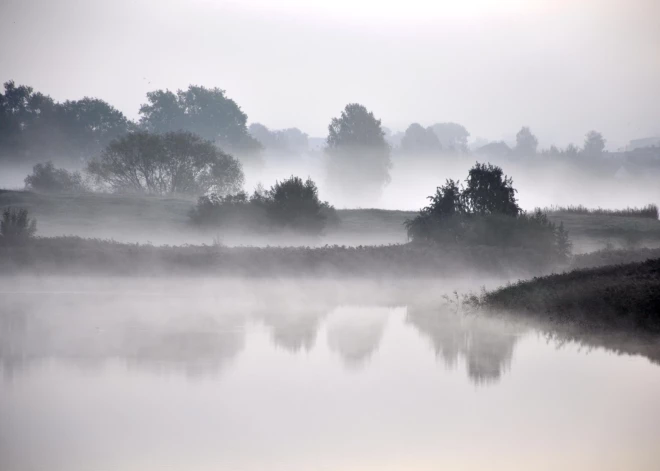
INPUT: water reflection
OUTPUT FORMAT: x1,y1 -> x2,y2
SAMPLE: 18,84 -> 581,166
326,307 -> 388,368
406,306 -> 520,384
0,281 -> 658,385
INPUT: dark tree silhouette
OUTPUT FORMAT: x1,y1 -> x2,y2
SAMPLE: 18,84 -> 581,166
404,163 -> 569,260
266,176 -> 332,234
87,131 -> 244,196
462,163 -> 520,216
139,85 -> 261,162
325,103 -> 391,205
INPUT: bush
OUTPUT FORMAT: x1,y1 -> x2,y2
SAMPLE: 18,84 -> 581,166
189,191 -> 267,229
24,161 -> 86,193
405,163 -> 571,261
1,208 -> 37,244
189,176 -> 337,236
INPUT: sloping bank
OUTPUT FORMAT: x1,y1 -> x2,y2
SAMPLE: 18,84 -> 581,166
480,258 -> 660,333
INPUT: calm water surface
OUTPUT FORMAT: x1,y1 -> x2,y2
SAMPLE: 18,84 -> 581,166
1,278 -> 659,471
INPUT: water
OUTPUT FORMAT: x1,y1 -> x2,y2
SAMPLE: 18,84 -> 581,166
2,278 -> 660,471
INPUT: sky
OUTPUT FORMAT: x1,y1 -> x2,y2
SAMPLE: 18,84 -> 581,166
1,0 -> 659,150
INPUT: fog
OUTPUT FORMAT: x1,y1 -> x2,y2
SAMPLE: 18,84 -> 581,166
2,1 -> 660,469
2,0 -> 659,148
2,276 -> 660,471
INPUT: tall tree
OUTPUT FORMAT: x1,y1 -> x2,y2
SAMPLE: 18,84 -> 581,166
325,103 -> 391,205
139,85 -> 261,161
514,126 -> 539,156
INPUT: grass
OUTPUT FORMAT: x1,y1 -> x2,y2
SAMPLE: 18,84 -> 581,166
479,258 -> 660,333
0,235 -> 566,278
545,203 -> 659,219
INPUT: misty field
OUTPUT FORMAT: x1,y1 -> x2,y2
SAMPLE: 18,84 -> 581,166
2,190 -> 659,251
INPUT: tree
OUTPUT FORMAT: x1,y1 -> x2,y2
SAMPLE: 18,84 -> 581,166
429,122 -> 470,153
582,130 -> 606,158
404,179 -> 464,243
24,161 -> 86,193
462,163 -> 520,216
325,103 -> 391,205
400,123 -> 443,155
87,131 -> 244,196
139,85 -> 261,160
514,126 -> 538,156
0,81 -> 133,164
54,98 -> 133,162
0,81 -> 57,161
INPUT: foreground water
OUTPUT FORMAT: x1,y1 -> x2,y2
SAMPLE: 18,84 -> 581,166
1,278 -> 660,471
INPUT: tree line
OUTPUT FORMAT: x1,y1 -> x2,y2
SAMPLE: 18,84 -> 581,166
3,79 -> 612,207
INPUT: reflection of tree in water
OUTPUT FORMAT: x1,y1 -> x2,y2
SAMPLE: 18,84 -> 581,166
253,305 -> 327,353
0,294 -> 247,379
406,305 -> 520,385
326,307 -> 388,368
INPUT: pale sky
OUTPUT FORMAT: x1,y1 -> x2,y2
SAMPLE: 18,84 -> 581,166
1,0 -> 659,149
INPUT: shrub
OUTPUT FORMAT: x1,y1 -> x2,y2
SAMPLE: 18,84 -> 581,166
0,208 -> 37,244
189,191 -> 266,229
24,161 -> 86,193
189,176 -> 337,236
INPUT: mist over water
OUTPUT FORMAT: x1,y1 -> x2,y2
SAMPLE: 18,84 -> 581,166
2,277 -> 659,471
2,1 -> 660,469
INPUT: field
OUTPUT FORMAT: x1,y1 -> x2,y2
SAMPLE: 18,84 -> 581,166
2,190 -> 659,251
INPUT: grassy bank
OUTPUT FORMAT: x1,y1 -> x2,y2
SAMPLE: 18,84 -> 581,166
480,258 -> 660,333
0,235 -> 565,278
2,190 -> 659,250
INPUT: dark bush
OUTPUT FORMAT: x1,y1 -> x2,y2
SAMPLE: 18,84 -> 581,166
405,163 -> 571,261
0,208 -> 37,244
189,176 -> 337,236
24,161 -> 86,193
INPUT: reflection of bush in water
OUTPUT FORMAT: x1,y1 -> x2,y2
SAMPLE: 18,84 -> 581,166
406,306 -> 520,385
326,308 -> 388,368
254,307 -> 327,353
